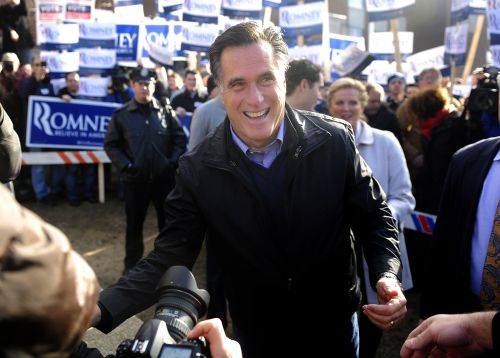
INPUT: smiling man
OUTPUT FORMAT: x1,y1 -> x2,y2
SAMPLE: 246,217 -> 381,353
94,22 -> 406,358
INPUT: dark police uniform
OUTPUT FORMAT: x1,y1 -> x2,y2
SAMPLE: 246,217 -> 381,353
104,68 -> 187,270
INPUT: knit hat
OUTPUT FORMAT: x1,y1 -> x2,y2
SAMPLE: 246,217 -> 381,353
387,72 -> 406,85
1,52 -> 19,64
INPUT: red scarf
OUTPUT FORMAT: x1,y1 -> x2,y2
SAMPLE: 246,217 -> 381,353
418,109 -> 448,140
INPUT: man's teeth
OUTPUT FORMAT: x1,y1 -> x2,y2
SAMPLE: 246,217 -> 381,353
245,110 -> 267,118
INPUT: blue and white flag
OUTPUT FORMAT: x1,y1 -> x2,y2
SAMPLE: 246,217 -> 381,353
39,23 -> 79,50
78,22 -> 115,48
42,50 -> 80,79
263,0 -> 281,8
181,24 -> 220,53
406,46 -> 445,74
366,0 -> 415,22
444,23 -> 468,66
369,31 -> 413,61
26,96 -> 120,149
222,0 -> 262,19
183,0 -> 222,24
451,0 -> 471,24
80,77 -> 110,98
279,1 -> 323,38
79,48 -> 116,76
116,23 -> 141,63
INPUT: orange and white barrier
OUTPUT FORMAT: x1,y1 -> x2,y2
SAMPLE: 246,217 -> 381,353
21,151 -> 111,203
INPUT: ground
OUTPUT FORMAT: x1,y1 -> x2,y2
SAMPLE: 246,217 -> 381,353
23,195 -> 420,358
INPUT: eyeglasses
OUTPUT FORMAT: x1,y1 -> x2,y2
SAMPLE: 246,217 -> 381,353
34,61 -> 48,67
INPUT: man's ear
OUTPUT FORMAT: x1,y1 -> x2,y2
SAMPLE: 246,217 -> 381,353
300,78 -> 309,91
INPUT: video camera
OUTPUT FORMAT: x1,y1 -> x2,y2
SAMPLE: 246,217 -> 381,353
467,66 -> 500,113
111,266 -> 211,358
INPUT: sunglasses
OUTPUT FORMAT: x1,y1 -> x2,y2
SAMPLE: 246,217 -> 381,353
34,61 -> 48,67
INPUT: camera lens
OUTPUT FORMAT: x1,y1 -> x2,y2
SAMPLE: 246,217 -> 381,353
154,266 -> 210,342
3,62 -> 14,72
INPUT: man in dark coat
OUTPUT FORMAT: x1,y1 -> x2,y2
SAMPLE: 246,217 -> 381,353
420,136 -> 500,319
94,22 -> 406,358
104,67 -> 187,271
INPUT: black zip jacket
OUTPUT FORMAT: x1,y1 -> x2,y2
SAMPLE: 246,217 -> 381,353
104,98 -> 187,183
99,105 -> 400,349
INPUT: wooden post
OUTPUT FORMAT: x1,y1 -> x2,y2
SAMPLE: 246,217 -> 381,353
450,58 -> 457,97
297,0 -> 304,47
323,0 -> 331,81
462,14 -> 485,83
98,163 -> 105,203
263,6 -> 272,26
390,18 -> 403,73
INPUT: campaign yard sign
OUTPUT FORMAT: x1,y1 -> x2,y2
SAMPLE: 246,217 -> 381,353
26,96 -> 120,150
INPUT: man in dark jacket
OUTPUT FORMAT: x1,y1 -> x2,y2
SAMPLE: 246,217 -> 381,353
104,67 -> 187,271
420,137 -> 500,320
95,22 -> 406,358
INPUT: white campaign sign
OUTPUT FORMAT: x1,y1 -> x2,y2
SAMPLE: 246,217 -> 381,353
406,46 -> 445,73
487,5 -> 500,34
80,77 -> 110,97
79,48 -> 116,69
288,45 -> 324,66
279,1 -> 323,29
369,31 -> 414,54
365,0 -> 414,13
451,0 -> 470,12
42,50 -> 80,73
445,23 -> 468,54
39,22 -> 79,45
222,0 -> 261,12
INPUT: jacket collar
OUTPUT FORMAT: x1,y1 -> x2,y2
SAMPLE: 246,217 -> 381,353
125,98 -> 161,111
201,103 -> 330,168
355,120 -> 374,146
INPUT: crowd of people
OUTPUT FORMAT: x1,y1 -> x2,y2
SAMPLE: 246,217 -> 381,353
1,17 -> 500,358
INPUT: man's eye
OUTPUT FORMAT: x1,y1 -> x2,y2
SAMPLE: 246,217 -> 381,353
261,76 -> 274,84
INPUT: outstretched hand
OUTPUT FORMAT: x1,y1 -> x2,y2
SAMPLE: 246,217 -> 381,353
362,276 -> 407,331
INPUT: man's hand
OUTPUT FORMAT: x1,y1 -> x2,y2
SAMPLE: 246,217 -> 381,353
10,29 -> 19,42
176,106 -> 187,118
362,276 -> 407,331
188,319 -> 242,358
61,94 -> 73,102
400,312 -> 495,358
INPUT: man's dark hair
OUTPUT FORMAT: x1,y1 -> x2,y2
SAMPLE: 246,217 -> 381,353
184,69 -> 197,78
208,21 -> 288,86
285,59 -> 322,96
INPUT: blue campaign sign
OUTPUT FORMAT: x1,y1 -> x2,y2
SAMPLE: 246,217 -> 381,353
26,96 -> 121,150
179,112 -> 193,140
116,24 -> 140,62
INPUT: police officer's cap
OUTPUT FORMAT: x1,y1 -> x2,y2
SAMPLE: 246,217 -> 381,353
130,67 -> 157,83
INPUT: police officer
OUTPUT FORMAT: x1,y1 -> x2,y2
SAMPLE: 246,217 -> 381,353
104,67 -> 187,272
